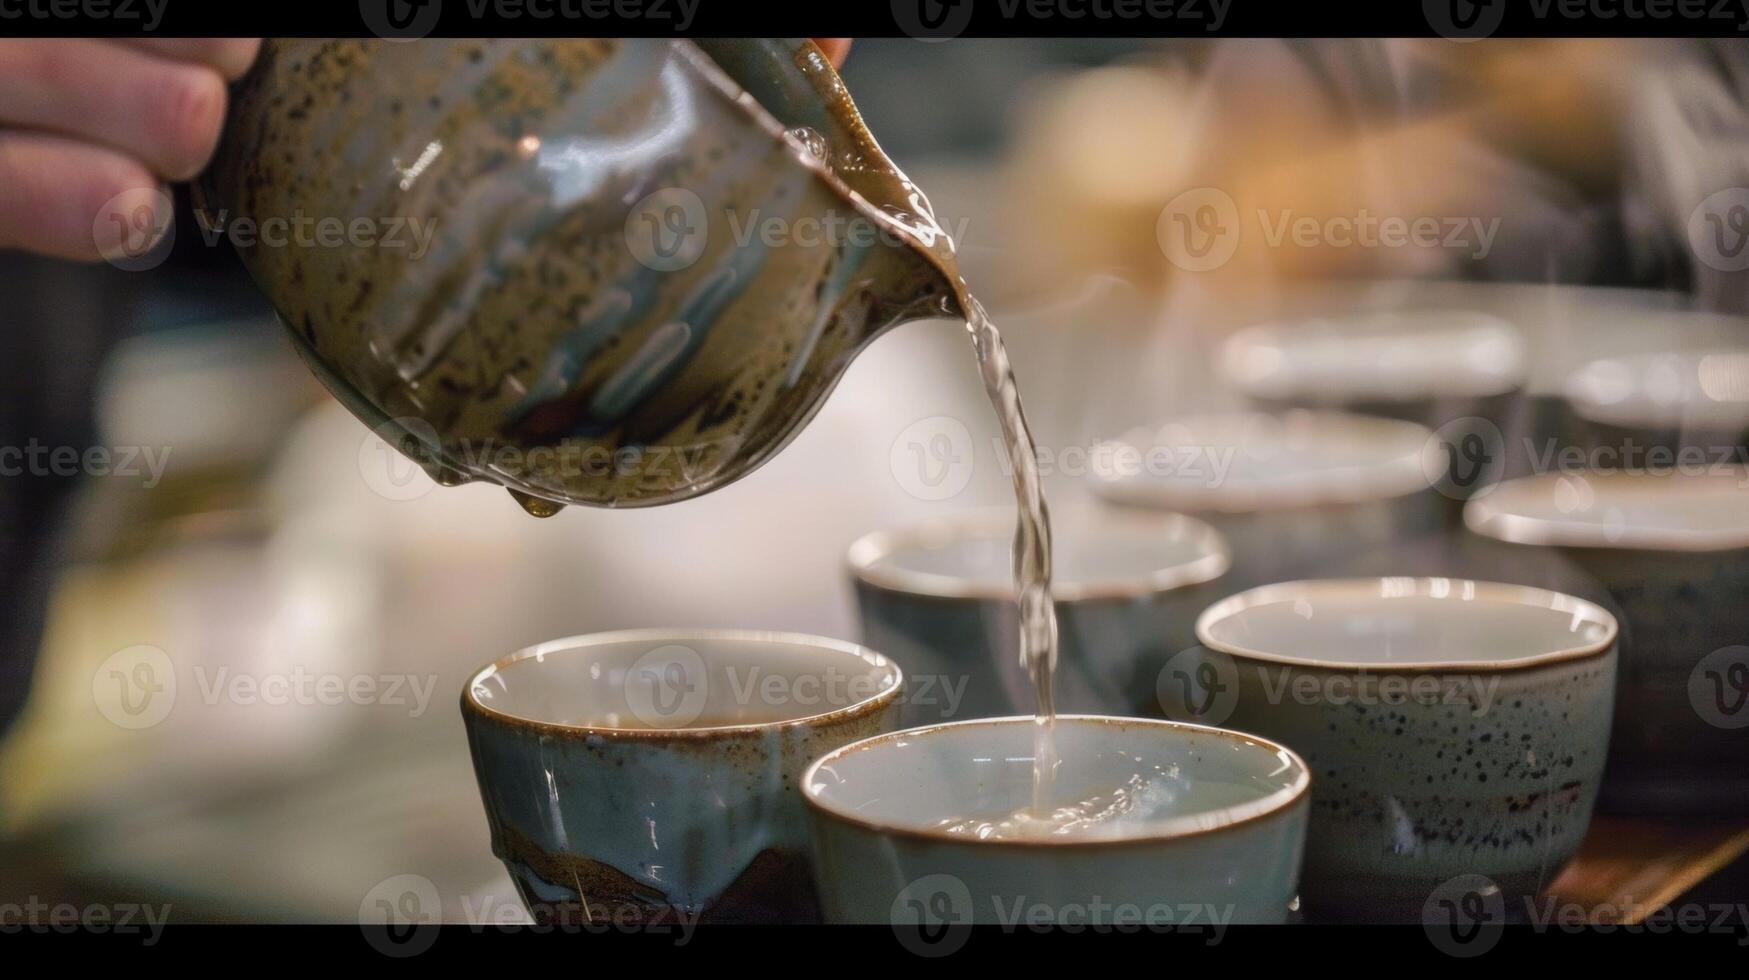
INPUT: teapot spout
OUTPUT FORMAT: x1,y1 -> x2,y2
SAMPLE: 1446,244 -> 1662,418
692,38 -> 969,331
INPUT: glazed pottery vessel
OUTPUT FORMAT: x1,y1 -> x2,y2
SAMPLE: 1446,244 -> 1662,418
803,716 -> 1310,926
1220,309 -> 1527,431
1091,411 -> 1449,587
203,39 -> 965,512
1183,577 -> 1617,922
1466,468 -> 1749,813
848,504 -> 1230,723
1563,349 -> 1749,456
461,629 -> 901,923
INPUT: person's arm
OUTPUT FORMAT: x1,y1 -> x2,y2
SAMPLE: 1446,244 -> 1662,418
0,38 -> 261,262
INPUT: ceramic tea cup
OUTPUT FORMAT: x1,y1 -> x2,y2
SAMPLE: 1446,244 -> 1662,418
1180,578 -> 1617,923
461,629 -> 902,923
1466,468 -> 1749,812
1090,411 -> 1448,587
1220,309 -> 1527,431
848,505 -> 1230,723
803,716 -> 1310,928
1563,349 -> 1749,457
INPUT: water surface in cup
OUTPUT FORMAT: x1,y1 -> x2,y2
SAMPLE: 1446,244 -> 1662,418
808,716 -> 1306,843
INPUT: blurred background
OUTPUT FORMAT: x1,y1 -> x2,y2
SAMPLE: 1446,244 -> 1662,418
3,37 -> 1748,922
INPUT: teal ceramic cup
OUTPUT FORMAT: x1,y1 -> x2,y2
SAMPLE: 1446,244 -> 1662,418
1090,411 -> 1449,588
462,629 -> 902,923
803,715 -> 1310,928
1180,578 -> 1617,922
1466,468 -> 1749,813
848,506 -> 1230,723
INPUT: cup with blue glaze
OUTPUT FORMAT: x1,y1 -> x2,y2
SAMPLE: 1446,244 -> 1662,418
1466,468 -> 1749,813
461,629 -> 902,924
1181,577 -> 1617,922
1091,411 -> 1447,588
848,504 -> 1231,723
803,716 -> 1310,927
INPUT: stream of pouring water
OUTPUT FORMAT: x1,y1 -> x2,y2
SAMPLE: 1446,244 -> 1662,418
964,297 -> 1061,815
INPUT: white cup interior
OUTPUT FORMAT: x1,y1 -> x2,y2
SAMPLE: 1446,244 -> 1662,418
1197,578 -> 1616,669
1466,468 -> 1749,551
467,630 -> 900,731
1221,309 -> 1526,401
1090,411 -> 1441,512
848,505 -> 1229,601
804,716 -> 1307,843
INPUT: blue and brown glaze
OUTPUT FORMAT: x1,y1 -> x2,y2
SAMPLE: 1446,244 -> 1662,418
201,39 -> 965,512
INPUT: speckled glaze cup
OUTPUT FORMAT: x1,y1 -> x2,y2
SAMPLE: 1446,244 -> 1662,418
803,716 -> 1310,926
462,629 -> 902,923
1186,578 -> 1618,922
1467,468 -> 1749,813
848,505 -> 1231,723
1091,411 -> 1448,589
203,39 -> 963,512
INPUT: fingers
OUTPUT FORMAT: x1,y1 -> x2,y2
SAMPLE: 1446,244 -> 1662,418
0,131 -> 169,262
112,38 -> 262,81
0,37 -> 229,181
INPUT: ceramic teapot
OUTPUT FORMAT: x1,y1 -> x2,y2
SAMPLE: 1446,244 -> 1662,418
200,38 -> 966,513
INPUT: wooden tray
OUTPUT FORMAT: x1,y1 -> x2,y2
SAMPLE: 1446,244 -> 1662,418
1542,815 -> 1749,924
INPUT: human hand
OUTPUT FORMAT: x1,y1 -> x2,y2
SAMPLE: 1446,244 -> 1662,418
0,38 -> 261,262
